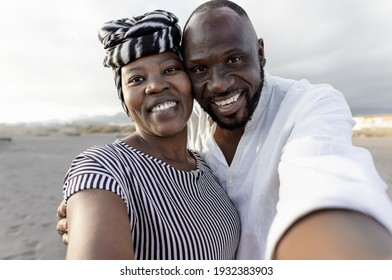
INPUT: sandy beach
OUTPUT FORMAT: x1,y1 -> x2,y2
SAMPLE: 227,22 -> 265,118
0,133 -> 391,260
0,133 -> 117,260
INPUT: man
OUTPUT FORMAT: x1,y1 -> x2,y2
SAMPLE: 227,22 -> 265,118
182,0 -> 392,259
58,0 -> 392,259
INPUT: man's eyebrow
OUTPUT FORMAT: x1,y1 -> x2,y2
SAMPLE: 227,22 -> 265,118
186,48 -> 246,63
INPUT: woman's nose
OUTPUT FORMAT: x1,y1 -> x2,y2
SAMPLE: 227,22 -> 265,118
145,76 -> 168,94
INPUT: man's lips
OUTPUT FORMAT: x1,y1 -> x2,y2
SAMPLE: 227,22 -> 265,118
213,92 -> 241,107
210,91 -> 244,116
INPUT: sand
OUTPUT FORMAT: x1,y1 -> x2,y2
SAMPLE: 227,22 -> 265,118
0,133 -> 391,260
0,133 -> 117,260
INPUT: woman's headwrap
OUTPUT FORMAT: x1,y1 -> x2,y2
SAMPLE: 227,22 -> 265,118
98,10 -> 182,115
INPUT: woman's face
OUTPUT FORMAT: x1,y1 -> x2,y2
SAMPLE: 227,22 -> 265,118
121,51 -> 193,138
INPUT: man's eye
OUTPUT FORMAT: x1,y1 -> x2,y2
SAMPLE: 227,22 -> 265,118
192,66 -> 207,73
228,57 -> 241,64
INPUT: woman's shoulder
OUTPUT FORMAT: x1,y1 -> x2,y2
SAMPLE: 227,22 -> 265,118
188,149 -> 211,171
67,140 -> 131,168
81,139 -> 126,156
66,140 -> 134,180
189,149 -> 202,160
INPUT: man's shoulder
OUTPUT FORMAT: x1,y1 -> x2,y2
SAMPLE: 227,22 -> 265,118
271,74 -> 344,103
269,73 -> 339,95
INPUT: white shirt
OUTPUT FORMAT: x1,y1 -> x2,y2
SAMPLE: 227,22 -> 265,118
187,71 -> 392,259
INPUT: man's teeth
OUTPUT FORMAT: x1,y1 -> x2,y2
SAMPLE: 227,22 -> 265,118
151,101 -> 176,112
215,93 -> 240,107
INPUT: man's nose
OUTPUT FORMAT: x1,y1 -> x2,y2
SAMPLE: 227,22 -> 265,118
207,67 -> 234,94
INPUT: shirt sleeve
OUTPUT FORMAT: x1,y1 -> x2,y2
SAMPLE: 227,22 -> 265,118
265,82 -> 392,259
63,151 -> 129,211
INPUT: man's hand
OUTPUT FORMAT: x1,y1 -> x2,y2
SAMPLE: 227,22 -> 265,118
56,200 -> 69,245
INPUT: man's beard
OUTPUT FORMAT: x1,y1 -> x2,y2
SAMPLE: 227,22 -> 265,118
203,66 -> 264,130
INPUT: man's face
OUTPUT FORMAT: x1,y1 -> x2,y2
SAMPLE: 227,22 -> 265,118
183,7 -> 264,130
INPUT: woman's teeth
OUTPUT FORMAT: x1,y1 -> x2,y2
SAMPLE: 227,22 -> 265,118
151,101 -> 176,112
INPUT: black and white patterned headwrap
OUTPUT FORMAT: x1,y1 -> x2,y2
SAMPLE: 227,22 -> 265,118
98,10 -> 182,115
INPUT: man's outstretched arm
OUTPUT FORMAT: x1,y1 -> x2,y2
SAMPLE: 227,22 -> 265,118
274,209 -> 392,259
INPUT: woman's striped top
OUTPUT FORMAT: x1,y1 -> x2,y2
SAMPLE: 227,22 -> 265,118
63,139 -> 240,260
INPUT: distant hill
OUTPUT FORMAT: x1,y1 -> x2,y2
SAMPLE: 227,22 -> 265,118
0,112 -> 134,136
351,107 -> 392,117
70,112 -> 131,126
2,111 -> 392,137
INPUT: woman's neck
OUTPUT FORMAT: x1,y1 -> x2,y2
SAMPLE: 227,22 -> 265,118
122,129 -> 195,171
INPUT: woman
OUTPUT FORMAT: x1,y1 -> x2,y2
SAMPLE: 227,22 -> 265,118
62,10 -> 240,260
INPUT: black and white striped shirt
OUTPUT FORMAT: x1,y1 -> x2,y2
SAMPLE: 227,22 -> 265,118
63,139 -> 240,260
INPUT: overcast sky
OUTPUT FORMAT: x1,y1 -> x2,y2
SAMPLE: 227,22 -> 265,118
1,0 -> 391,124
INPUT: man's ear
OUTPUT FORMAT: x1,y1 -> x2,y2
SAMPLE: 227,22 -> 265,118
258,38 -> 266,67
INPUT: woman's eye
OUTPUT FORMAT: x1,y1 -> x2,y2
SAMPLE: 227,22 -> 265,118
129,76 -> 144,84
165,67 -> 177,73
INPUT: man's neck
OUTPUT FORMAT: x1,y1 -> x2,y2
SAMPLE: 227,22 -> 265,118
214,126 -> 244,166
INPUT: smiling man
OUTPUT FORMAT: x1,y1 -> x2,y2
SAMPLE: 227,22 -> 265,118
183,0 -> 392,259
